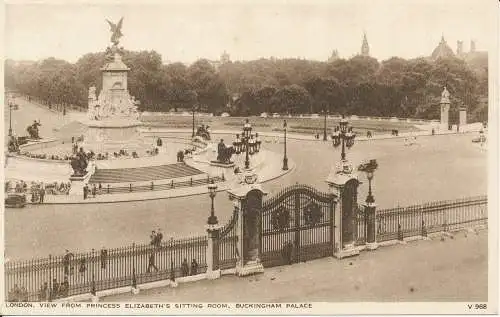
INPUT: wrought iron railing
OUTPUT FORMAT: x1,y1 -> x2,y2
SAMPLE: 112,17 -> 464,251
5,236 -> 207,302
218,208 -> 239,270
96,176 -> 225,195
373,195 -> 487,243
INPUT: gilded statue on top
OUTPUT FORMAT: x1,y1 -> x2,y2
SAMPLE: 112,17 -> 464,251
106,17 -> 124,46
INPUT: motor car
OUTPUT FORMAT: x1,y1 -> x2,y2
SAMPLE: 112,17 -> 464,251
472,135 -> 486,143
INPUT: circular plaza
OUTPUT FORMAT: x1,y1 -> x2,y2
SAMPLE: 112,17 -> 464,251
4,100 -> 487,261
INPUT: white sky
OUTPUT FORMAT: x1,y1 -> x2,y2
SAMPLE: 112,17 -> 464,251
4,0 -> 498,64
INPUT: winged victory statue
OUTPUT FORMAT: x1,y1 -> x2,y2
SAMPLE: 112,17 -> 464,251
106,17 -> 124,46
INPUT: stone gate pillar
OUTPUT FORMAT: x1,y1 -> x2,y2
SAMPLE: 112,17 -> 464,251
440,86 -> 451,131
326,160 -> 360,259
228,183 -> 267,276
459,105 -> 467,131
205,224 -> 222,280
363,201 -> 378,250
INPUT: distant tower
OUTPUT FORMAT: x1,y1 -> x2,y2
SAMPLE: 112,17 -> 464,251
361,32 -> 370,56
328,49 -> 339,62
457,40 -> 463,56
220,50 -> 230,64
470,40 -> 476,53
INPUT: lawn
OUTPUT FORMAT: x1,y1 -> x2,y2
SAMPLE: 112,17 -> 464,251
140,115 -> 423,136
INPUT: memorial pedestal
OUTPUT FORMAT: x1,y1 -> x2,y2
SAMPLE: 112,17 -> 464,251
69,173 -> 91,197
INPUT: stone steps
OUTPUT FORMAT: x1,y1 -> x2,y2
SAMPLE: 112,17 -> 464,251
89,163 -> 204,184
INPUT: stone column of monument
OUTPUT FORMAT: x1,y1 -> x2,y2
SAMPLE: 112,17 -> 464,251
326,160 -> 360,259
440,86 -> 451,131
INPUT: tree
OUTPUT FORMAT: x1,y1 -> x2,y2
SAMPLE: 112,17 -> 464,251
271,85 -> 311,114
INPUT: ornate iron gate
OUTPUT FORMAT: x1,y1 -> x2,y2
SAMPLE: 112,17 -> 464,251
261,184 -> 336,268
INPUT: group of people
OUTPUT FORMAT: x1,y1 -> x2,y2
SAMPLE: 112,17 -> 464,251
37,277 -> 70,301
150,229 -> 164,248
7,284 -> 29,302
83,183 -> 100,200
181,258 -> 199,277
5,180 -> 69,204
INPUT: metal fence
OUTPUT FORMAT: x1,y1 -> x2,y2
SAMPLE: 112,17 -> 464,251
374,195 -> 487,243
5,236 -> 207,302
96,176 -> 224,195
218,208 -> 239,270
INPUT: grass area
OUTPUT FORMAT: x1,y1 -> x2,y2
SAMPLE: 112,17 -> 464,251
140,115 -> 422,135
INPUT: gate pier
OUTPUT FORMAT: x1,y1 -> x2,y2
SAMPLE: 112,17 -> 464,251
228,184 -> 267,276
326,160 -> 361,259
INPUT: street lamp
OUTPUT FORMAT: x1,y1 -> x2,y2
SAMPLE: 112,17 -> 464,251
242,119 -> 252,169
334,115 -> 355,161
322,109 -> 328,141
358,159 -> 378,204
8,101 -> 18,137
282,120 -> 288,170
192,104 -> 196,138
207,180 -> 218,225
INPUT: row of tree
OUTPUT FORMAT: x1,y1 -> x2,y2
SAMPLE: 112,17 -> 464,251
4,50 -> 488,121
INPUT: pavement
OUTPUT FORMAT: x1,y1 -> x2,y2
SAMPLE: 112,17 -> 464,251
102,228 -> 488,302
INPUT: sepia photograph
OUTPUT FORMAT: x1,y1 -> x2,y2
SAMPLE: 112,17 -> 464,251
1,0 -> 498,315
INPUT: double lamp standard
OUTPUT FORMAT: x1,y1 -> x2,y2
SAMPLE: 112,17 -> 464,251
333,115 -> 356,161
233,119 -> 260,170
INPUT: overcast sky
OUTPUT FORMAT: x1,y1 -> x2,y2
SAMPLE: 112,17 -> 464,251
4,0 -> 498,64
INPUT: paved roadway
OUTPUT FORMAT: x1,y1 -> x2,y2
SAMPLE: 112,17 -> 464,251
4,100 -> 487,261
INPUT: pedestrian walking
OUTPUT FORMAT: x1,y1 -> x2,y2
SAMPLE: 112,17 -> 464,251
83,185 -> 88,200
92,184 -> 96,198
78,258 -> 87,275
150,230 -> 157,246
155,228 -> 163,248
146,250 -> 159,273
100,247 -> 108,270
39,187 -> 45,203
63,250 -> 73,276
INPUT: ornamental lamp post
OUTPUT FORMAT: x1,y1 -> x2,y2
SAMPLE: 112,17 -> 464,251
207,180 -> 218,225
323,109 -> 328,141
358,159 -> 379,249
283,120 -> 288,170
243,119 -> 252,169
192,104 -> 196,138
339,115 -> 349,161
358,159 -> 378,204
8,101 -> 18,137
